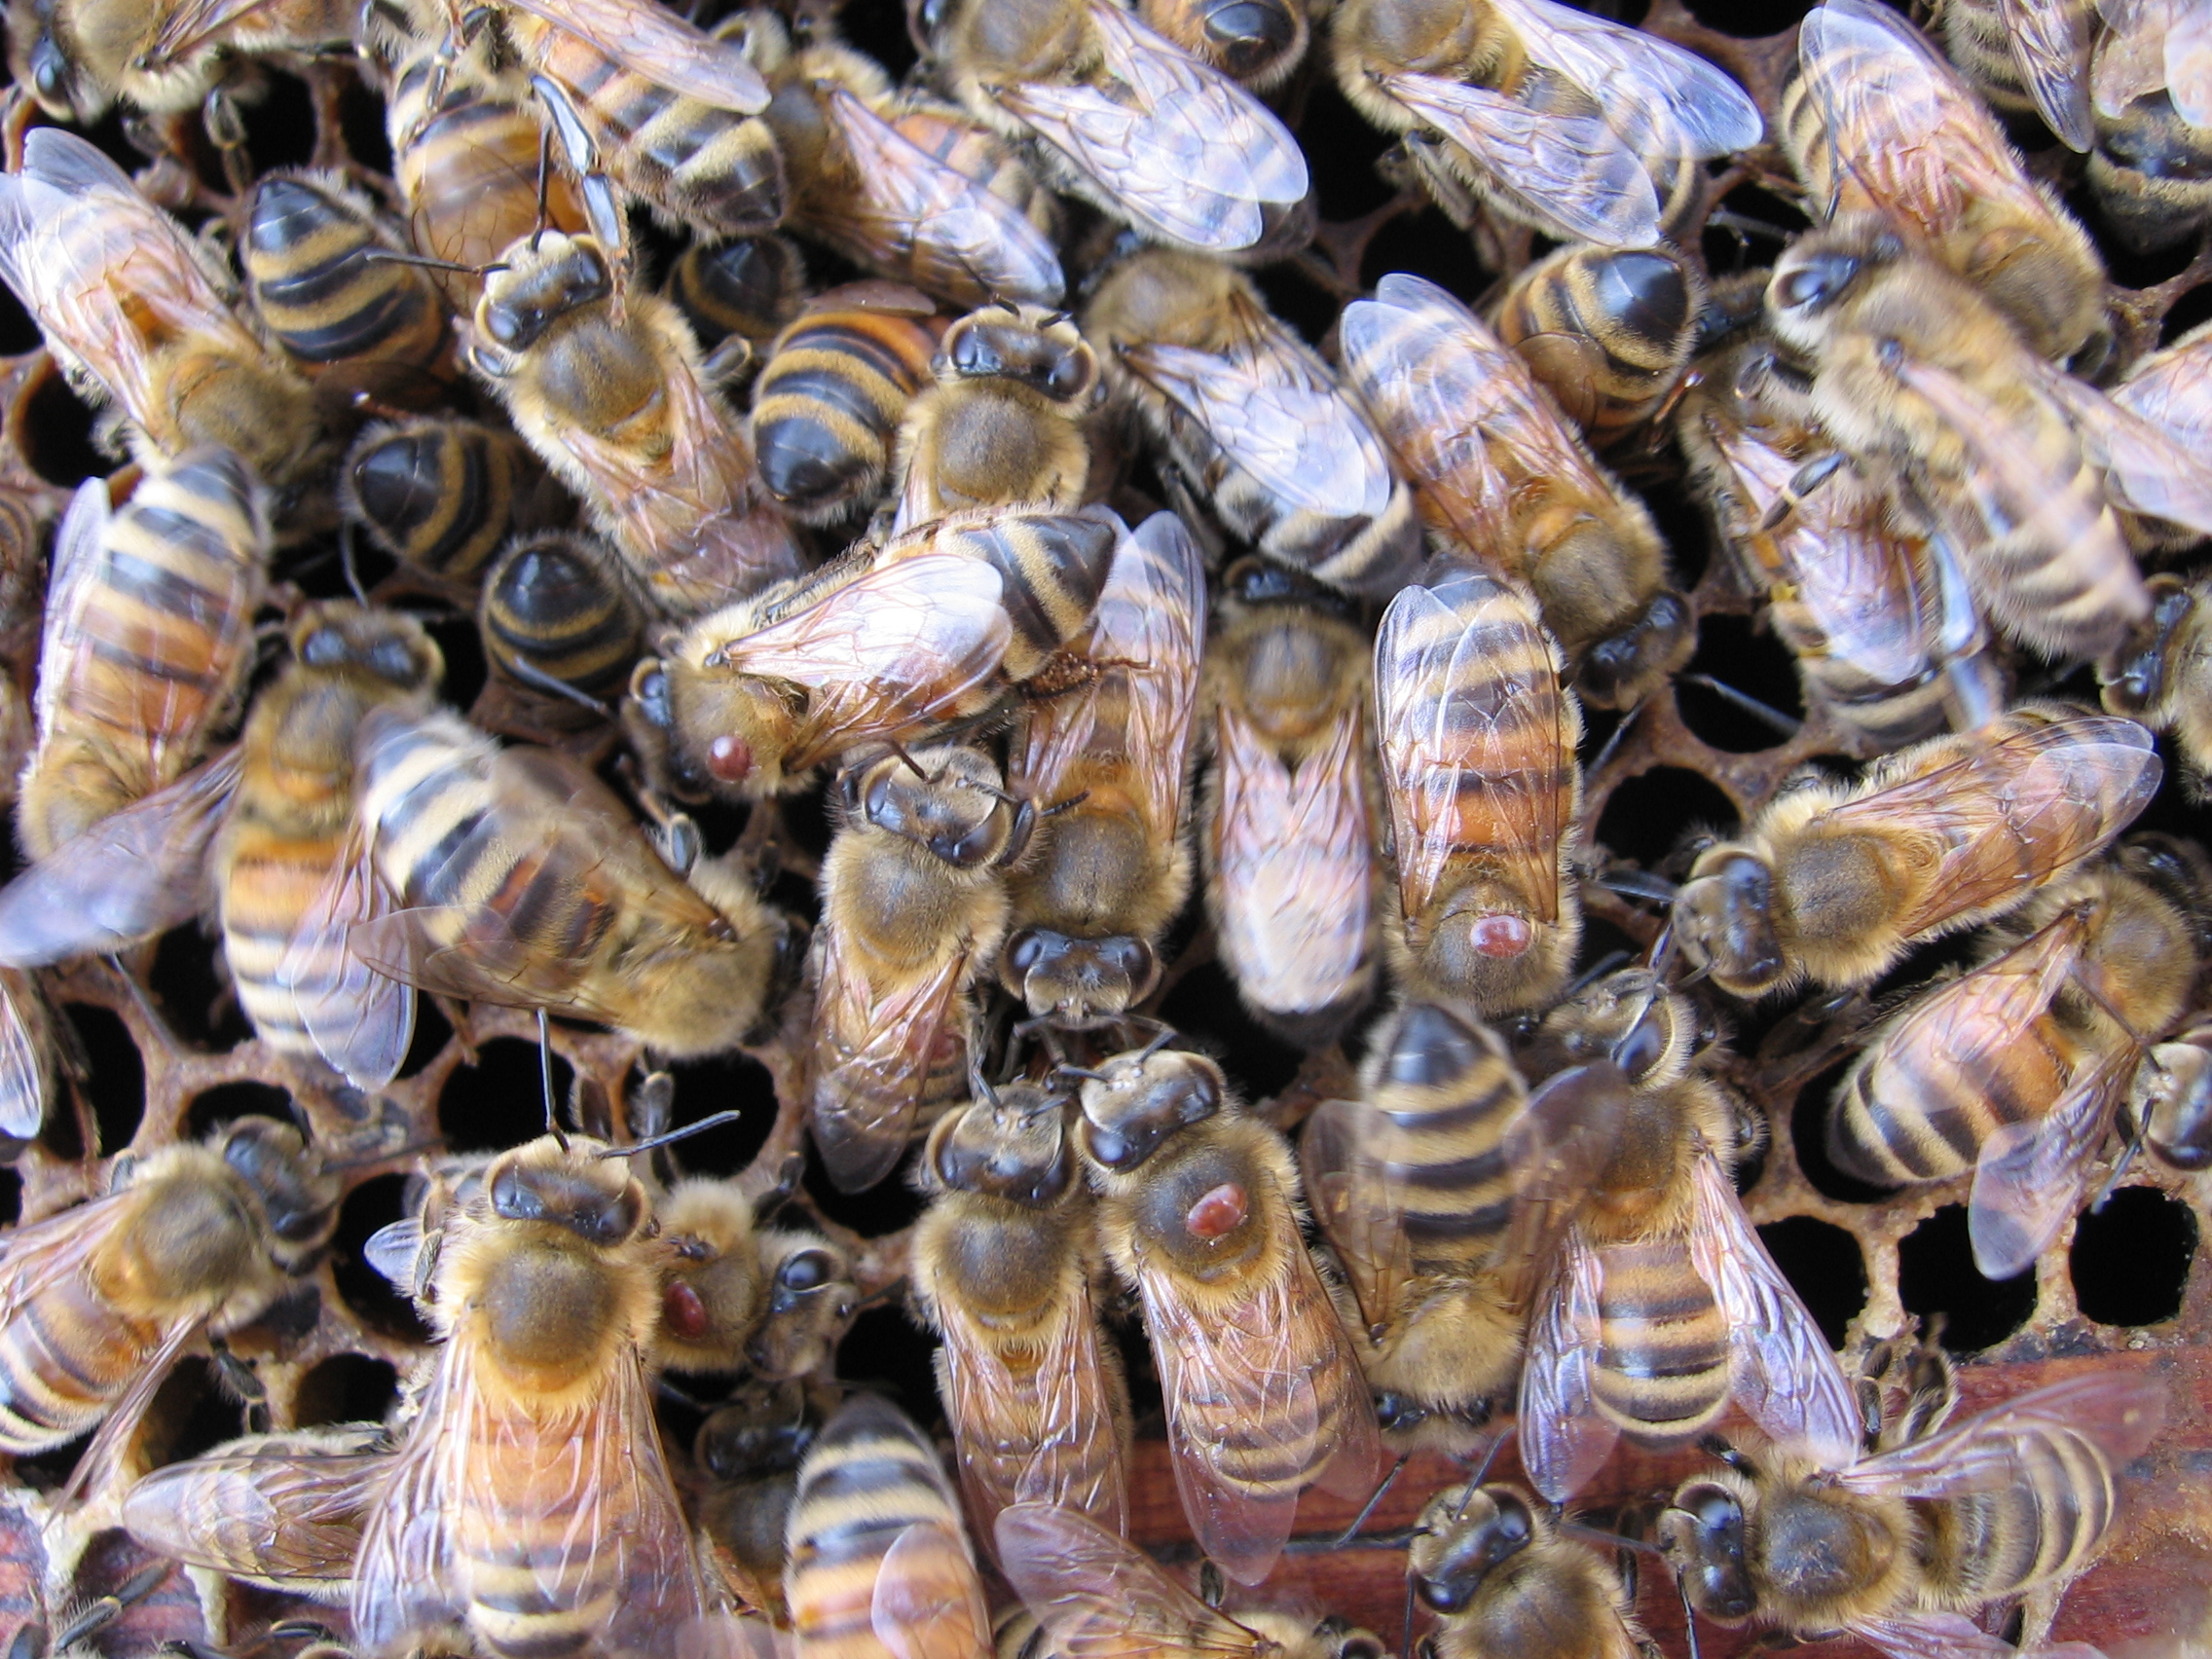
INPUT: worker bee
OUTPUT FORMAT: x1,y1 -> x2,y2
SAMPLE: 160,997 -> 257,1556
1674,337 -> 1977,752
1201,560 -> 1381,1045
2087,0 -> 2212,251
1084,248 -> 1420,599
1517,969 -> 1863,1501
342,418 -> 546,587
1827,840 -> 2210,1278
1785,0 -> 2107,364
910,1078 -> 1132,1552
332,704 -> 797,1062
240,171 -> 451,409
743,15 -> 1066,313
926,0 -> 1312,257
1371,559 -> 1581,1019
17,448 -> 269,863
0,605 -> 443,1087
346,1131 -> 707,1658
0,129 -> 323,492
1073,1044 -> 1380,1586
1341,273 -> 1690,709
996,1502 -> 1387,1659
1941,0 -> 2096,150
1659,1366 -> 2167,1657
121,1423 -> 390,1602
0,1117 -> 337,1496
785,1392 -> 992,1659
807,744 -> 1027,1193
668,234 -> 808,350
1673,703 -> 2162,1000
1493,244 -> 1704,450
467,229 -> 805,618
998,512 -> 1205,1029
1404,1480 -> 1648,1659
478,531 -> 643,715
891,301 -> 1098,535
654,1177 -> 857,1376
652,504 -> 1120,798
1329,0 -> 1761,248
750,283 -> 943,526
693,1380 -> 813,1619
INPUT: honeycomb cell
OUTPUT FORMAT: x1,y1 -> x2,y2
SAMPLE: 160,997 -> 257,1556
65,1003 -> 141,1154
294,1352 -> 401,1428
2072,1186 -> 2196,1328
1899,1203 -> 2039,1351
331,1172 -> 431,1345
185,1082 -> 292,1141
1756,1215 -> 1868,1348
440,1037 -> 575,1153
1593,765 -> 1736,870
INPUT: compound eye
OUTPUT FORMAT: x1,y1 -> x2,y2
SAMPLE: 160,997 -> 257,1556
777,1249 -> 834,1292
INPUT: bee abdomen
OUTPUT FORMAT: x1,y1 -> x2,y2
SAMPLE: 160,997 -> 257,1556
244,175 -> 444,371
754,310 -> 938,513
934,512 -> 1119,673
1590,1236 -> 1729,1435
1827,1031 -> 2063,1185
0,1278 -> 143,1450
344,420 -> 530,580
669,235 -> 806,348
482,534 -> 643,700
1926,1427 -> 2118,1604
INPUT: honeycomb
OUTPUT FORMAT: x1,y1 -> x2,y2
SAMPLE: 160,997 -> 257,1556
0,0 -> 2205,1655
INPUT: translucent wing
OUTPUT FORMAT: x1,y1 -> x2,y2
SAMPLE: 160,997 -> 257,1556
1297,1096 -> 1413,1340
277,825 -> 415,1091
2094,0 -> 2171,113
0,974 -> 46,1141
994,1503 -> 1269,1659
1796,0 -> 1989,229
503,0 -> 770,111
34,477 -> 107,748
2041,367 -> 2212,536
61,1312 -> 204,1505
2169,0 -> 2212,124
1689,1154 -> 1862,1468
1517,1226 -> 1616,1504
1853,1611 -> 2108,1659
824,91 -> 1065,308
1834,1368 -> 2165,1496
1998,0 -> 2096,149
1969,1041 -> 2137,1280
872,1523 -> 991,1659
1495,0 -> 1764,155
2112,331 -> 2212,454
0,748 -> 240,966
1487,1060 -> 1635,1311
0,1189 -> 135,1325
996,2 -> 1307,253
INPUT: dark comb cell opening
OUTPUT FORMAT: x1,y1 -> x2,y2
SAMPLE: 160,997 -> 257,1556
1158,960 -> 1307,1103
2071,1185 -> 2195,1327
1899,1203 -> 2038,1352
294,1352 -> 401,1427
397,993 -> 455,1081
2160,282 -> 2212,346
424,611 -> 488,712
67,1003 -> 143,1154
804,1151 -> 926,1237
1593,765 -> 1737,871
20,368 -> 105,488
0,280 -> 37,354
186,1081 -> 294,1142
143,1356 -> 247,1470
1757,1215 -> 1868,1348
834,1305 -> 942,1425
1360,210 -> 1492,309
0,1166 -> 18,1228
150,928 -> 254,1052
332,1172 -> 431,1344
836,0 -> 919,82
338,70 -> 394,176
240,69 -> 318,175
656,1049 -> 780,1179
1792,1057 -> 1900,1204
440,1037 -> 573,1153
1676,614 -> 1805,754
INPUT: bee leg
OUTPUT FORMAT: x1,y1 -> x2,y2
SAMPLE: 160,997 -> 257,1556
208,1337 -> 269,1429
55,1564 -> 169,1650
1197,1560 -> 1226,1609
203,87 -> 251,198
1753,450 -> 1845,535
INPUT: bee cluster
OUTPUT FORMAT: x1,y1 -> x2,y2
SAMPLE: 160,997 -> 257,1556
0,0 -> 2204,1654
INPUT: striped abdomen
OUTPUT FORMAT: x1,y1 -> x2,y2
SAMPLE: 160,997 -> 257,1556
753,303 -> 940,518
0,1253 -> 159,1452
1366,1001 -> 1527,1275
1493,246 -> 1697,444
344,419 -> 531,581
1589,1233 -> 1730,1439
913,512 -> 1119,680
1828,1010 -> 2070,1187
1918,1424 -> 2120,1606
482,534 -> 643,701
243,174 -> 445,375
668,235 -> 805,349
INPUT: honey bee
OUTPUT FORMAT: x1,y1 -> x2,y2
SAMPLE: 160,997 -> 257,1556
333,704 -> 797,1061
0,129 -> 323,492
0,605 -> 443,1087
742,16 -> 1066,313
121,1423 -> 390,1602
786,1392 -> 992,1659
347,1131 -> 708,1658
0,1117 -> 337,1495
1329,0 -> 1760,249
654,1177 -> 857,1376
926,0 -> 1312,257
342,418 -> 545,587
1785,0 -> 2107,364
996,1502 -> 1387,1659
1517,969 -> 1862,1501
891,302 -> 1097,535
467,229 -> 805,618
479,531 -> 644,713
1201,559 -> 1382,1045
2087,0 -> 2212,251
1405,1480 -> 1647,1659
1658,1366 -> 2167,1658
1371,559 -> 1581,1019
240,171 -> 451,408
998,513 -> 1205,1028
1827,840 -> 2210,1278
1084,248 -> 1421,599
1673,702 -> 2163,1000
750,283 -> 943,526
807,744 -> 1026,1194
1073,1044 -> 1380,1585
1674,337 -> 1980,752
910,1079 -> 1132,1552
693,1380 -> 813,1620
1341,273 -> 1690,709
17,448 -> 269,863
1941,0 -> 2096,150
1493,244 -> 1704,451
653,504 -> 1121,798
668,234 -> 808,351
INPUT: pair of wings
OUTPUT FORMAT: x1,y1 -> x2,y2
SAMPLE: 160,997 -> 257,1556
1373,563 -> 1574,939
989,1 -> 1308,253
1207,696 -> 1375,1021
1121,290 -> 1394,526
1340,273 -> 1608,563
1799,710 -> 2160,946
1518,1152 -> 1863,1502
816,91 -> 1066,311
2093,0 -> 2212,128
0,130 -> 272,448
1008,512 -> 1206,838
1374,0 -> 1760,246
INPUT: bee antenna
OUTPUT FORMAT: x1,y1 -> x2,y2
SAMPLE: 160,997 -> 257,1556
339,520 -> 366,606
1136,1023 -> 1178,1062
968,1058 -> 1001,1110
1465,1425 -> 1507,1488
363,248 -> 484,275
1677,1569 -> 1704,1659
538,1008 -> 567,1152
605,1108 -> 743,1159
1053,1064 -> 1110,1083
1327,1453 -> 1410,1546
